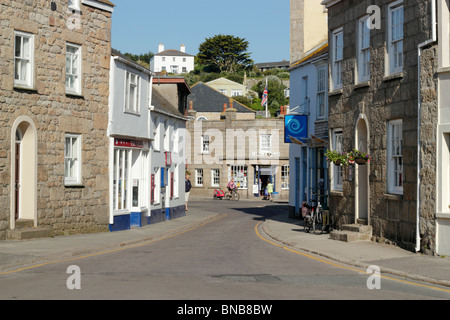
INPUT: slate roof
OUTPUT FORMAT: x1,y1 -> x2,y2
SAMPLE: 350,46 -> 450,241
152,88 -> 187,120
187,82 -> 255,114
154,49 -> 194,57
97,0 -> 115,6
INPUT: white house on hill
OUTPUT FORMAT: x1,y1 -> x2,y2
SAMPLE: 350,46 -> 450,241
150,43 -> 195,75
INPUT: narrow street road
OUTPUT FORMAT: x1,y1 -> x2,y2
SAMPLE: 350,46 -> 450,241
0,199 -> 449,301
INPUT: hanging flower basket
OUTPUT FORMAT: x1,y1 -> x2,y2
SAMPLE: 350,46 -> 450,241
348,149 -> 371,165
325,150 -> 349,166
355,158 -> 368,165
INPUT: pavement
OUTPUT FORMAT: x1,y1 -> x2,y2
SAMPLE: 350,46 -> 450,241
1,199 -> 450,292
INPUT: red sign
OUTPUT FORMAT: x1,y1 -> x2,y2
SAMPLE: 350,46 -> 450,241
114,139 -> 144,149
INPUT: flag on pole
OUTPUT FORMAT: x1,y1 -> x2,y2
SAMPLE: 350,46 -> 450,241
261,84 -> 268,107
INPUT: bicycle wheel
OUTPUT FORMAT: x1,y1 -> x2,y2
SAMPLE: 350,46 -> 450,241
304,216 -> 310,233
233,192 -> 240,201
314,211 -> 323,234
312,214 -> 317,234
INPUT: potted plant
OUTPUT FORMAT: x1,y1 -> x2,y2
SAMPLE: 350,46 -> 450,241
325,150 -> 348,166
347,149 -> 371,165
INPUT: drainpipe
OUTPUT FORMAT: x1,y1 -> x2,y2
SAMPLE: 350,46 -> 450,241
416,0 -> 437,252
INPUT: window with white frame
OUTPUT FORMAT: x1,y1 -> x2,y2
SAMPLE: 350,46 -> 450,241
14,31 -> 34,88
332,129 -> 344,191
65,134 -> 82,185
201,135 -> 210,154
332,28 -> 343,90
388,1 -> 404,75
66,43 -> 82,95
229,165 -> 247,189
173,123 -> 179,153
260,134 -> 272,153
68,0 -> 81,10
358,16 -> 371,83
164,120 -> 170,151
113,149 -> 130,210
153,168 -> 161,204
153,116 -> 160,151
231,89 -> 243,97
387,120 -> 403,194
317,65 -> 327,119
211,169 -> 220,187
281,165 -> 289,189
125,71 -> 140,113
217,89 -> 227,95
195,169 -> 204,186
174,164 -> 179,198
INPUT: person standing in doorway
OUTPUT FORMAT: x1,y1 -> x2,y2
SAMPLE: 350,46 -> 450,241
267,181 -> 274,202
185,171 -> 192,211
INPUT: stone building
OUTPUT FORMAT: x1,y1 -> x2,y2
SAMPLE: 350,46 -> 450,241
322,0 -> 450,255
186,83 -> 290,200
0,0 -> 114,239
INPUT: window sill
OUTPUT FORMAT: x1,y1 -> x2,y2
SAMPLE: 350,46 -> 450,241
330,190 -> 344,197
64,183 -> 85,188
353,81 -> 370,89
329,88 -> 343,96
383,193 -> 403,201
436,212 -> 450,219
66,92 -> 84,99
383,72 -> 404,82
124,110 -> 141,116
14,85 -> 37,93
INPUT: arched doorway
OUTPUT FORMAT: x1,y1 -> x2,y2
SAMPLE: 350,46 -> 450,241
11,117 -> 37,229
355,115 -> 369,224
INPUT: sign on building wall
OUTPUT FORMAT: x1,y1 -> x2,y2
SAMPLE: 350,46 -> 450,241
284,115 -> 308,143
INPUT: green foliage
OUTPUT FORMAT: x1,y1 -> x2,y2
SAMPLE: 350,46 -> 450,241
197,34 -> 253,73
123,51 -> 154,69
251,76 -> 288,116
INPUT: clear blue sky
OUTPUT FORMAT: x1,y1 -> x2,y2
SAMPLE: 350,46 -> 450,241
111,0 -> 290,64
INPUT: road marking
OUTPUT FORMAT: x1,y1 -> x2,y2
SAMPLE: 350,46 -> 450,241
0,213 -> 227,276
255,221 -> 450,294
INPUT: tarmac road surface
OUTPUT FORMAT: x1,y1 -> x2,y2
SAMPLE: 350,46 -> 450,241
0,199 -> 449,301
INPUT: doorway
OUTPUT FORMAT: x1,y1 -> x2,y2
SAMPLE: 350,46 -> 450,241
11,117 -> 37,229
355,116 -> 369,224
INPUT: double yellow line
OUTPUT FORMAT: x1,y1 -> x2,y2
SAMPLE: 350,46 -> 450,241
254,220 -> 450,294
0,213 -> 227,276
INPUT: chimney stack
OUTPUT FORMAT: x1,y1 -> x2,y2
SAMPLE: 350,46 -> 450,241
158,43 -> 164,53
180,44 -> 186,53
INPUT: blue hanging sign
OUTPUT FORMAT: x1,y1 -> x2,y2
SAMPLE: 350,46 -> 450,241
284,115 -> 308,143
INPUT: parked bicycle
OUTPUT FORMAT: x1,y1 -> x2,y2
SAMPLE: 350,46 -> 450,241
303,199 -> 321,234
224,188 -> 240,201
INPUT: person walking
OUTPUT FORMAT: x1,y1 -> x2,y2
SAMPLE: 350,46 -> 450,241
185,171 -> 192,211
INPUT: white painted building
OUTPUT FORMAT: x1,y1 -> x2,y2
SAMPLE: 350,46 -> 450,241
150,43 -> 195,74
150,77 -> 191,222
108,49 -> 154,231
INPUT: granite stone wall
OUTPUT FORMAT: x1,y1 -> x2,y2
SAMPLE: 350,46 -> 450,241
0,0 -> 112,238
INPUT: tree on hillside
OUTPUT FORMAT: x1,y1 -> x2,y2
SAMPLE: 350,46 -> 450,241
197,35 -> 253,73
124,51 -> 154,69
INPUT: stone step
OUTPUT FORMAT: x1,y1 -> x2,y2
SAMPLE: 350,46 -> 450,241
341,224 -> 372,235
7,227 -> 53,241
15,219 -> 34,229
330,224 -> 372,242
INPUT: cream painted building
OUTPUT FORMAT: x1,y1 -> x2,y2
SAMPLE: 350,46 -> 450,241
205,77 -> 257,99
